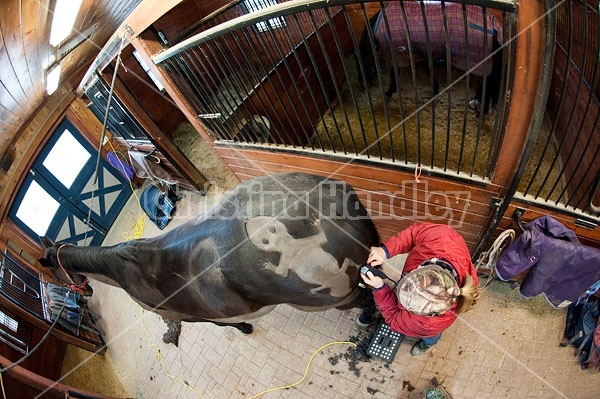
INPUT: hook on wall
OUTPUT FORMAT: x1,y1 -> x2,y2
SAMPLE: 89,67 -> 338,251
512,208 -> 526,233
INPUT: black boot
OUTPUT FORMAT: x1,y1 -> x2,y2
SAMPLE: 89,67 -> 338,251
355,303 -> 377,329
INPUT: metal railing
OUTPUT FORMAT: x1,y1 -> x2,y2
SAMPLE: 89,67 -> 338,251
153,0 -> 516,181
515,0 -> 600,219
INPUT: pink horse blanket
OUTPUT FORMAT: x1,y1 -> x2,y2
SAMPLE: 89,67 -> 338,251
374,1 -> 504,76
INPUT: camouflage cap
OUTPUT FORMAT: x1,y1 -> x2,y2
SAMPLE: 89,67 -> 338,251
395,265 -> 461,316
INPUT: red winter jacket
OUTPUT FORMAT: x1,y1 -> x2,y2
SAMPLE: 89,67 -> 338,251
373,223 -> 478,338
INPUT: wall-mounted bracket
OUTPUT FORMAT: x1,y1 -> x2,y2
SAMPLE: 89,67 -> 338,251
512,208 -> 526,233
575,218 -> 598,230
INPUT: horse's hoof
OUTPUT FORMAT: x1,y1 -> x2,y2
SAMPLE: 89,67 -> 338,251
469,98 -> 481,111
239,323 -> 253,334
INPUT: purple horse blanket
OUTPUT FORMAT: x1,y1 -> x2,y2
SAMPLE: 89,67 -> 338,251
374,1 -> 503,76
496,216 -> 600,308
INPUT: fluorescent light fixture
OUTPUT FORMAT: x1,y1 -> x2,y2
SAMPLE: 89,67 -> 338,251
49,0 -> 83,46
46,64 -> 61,94
132,50 -> 165,91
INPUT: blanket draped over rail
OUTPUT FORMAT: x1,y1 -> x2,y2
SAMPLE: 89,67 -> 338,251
374,2 -> 503,75
44,283 -> 82,335
496,216 -> 600,308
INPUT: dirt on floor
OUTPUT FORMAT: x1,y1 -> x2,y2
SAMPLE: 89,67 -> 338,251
60,345 -> 132,398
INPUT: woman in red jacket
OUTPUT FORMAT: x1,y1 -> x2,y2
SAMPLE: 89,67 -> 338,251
357,222 -> 481,356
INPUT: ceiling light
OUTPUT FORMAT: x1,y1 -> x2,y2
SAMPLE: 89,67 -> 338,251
46,64 -> 61,95
49,0 -> 83,47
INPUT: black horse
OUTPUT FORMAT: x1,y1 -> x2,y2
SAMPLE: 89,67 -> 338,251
39,173 -> 380,333
356,2 -> 504,113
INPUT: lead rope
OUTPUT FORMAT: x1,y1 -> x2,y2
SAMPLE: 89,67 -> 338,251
475,229 -> 515,289
414,163 -> 422,183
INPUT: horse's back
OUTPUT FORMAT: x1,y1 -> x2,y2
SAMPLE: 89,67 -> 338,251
211,173 -> 379,307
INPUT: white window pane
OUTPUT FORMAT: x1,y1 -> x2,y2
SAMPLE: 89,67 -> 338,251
42,129 -> 91,188
243,0 -> 286,32
0,310 -> 18,333
15,181 -> 60,236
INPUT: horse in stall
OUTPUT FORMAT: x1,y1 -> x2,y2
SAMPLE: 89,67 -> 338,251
38,173 -> 380,334
356,1 -> 504,113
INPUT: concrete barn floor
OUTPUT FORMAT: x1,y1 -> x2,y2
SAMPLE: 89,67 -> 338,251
55,123 -> 599,398
56,180 -> 600,399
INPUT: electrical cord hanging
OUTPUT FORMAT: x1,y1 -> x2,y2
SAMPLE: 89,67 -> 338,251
140,306 -> 357,399
0,298 -> 68,374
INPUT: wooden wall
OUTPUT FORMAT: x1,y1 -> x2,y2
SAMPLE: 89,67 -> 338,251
114,49 -> 187,136
547,48 -> 600,207
0,305 -> 67,398
214,145 -> 499,252
0,0 -> 141,163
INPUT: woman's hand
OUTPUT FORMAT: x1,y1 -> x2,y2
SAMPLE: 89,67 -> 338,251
360,271 -> 385,290
367,246 -> 387,266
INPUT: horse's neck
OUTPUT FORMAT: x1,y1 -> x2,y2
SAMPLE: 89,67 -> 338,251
61,245 -> 129,288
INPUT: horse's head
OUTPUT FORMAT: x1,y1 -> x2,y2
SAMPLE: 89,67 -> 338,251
38,237 -> 94,296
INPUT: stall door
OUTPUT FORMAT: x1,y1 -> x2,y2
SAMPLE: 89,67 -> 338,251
9,119 -> 131,246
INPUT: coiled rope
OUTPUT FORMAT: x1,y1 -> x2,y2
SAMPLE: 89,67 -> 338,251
474,229 -> 516,288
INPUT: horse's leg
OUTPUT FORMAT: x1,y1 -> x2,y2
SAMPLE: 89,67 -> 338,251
415,58 -> 440,97
471,83 -> 484,112
211,321 -> 253,334
486,36 -> 504,111
432,75 -> 440,96
387,62 -> 439,99
385,67 -> 397,98
472,33 -> 503,114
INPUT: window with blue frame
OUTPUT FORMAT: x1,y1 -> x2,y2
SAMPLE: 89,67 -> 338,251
9,118 -> 131,246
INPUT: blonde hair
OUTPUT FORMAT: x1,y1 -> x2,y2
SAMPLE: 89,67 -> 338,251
455,275 -> 481,314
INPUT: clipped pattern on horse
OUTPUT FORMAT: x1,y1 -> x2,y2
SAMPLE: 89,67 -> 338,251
39,173 -> 380,333
357,1 -> 504,113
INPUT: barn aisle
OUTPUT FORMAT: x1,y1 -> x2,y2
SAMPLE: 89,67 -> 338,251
63,132 -> 600,398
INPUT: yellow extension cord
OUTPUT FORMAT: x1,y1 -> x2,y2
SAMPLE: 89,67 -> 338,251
141,311 -> 357,399
132,210 -> 357,398
247,341 -> 358,399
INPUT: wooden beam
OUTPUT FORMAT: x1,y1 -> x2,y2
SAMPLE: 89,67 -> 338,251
492,0 -> 546,188
131,30 -> 238,184
76,0 -> 185,95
